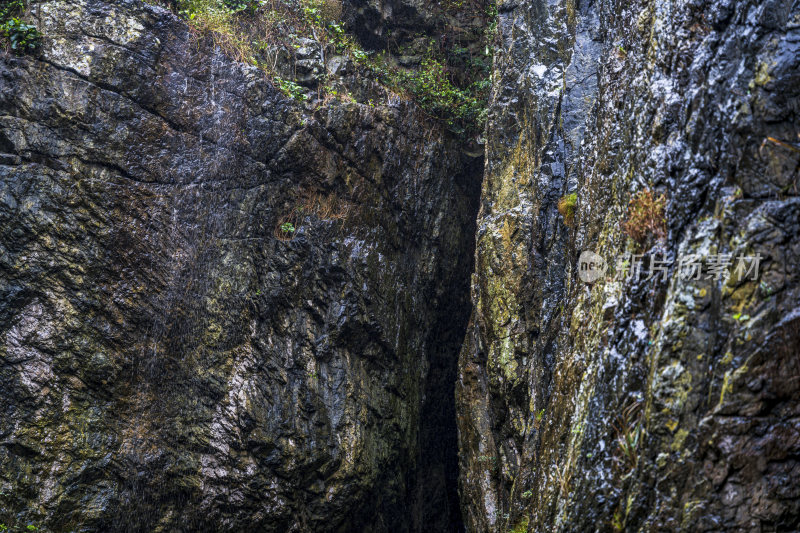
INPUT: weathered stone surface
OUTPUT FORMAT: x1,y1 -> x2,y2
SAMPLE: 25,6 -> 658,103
458,0 -> 800,531
0,1 -> 480,530
3,0 -> 799,530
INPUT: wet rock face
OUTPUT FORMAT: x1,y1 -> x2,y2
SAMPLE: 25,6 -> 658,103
341,0 -> 491,69
342,0 -> 437,51
0,0 -> 480,530
458,0 -> 799,531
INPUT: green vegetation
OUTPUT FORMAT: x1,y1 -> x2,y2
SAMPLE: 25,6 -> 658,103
557,193 -> 578,227
274,217 -> 297,240
611,508 -> 624,531
1,0 -> 42,54
167,0 -> 494,136
759,281 -> 774,296
274,76 -> 307,101
389,56 -> 487,134
533,408 -> 545,427
509,516 -> 529,533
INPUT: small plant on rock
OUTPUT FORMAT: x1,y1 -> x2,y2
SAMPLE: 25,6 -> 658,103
274,76 -> 307,101
621,189 -> 667,246
533,408 -> 545,428
275,217 -> 298,241
613,401 -> 642,473
1,0 -> 42,54
611,508 -> 625,531
557,192 -> 578,227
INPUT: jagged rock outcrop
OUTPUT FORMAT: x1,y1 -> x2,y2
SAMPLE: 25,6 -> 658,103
0,1 -> 481,530
458,0 -> 799,531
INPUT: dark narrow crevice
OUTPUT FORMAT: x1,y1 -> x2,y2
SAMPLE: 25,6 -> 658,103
411,153 -> 483,533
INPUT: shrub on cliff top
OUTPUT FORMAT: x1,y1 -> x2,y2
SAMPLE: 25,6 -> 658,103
171,0 -> 493,136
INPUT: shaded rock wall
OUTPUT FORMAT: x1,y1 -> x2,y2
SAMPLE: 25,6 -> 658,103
458,0 -> 800,531
0,0 -> 481,530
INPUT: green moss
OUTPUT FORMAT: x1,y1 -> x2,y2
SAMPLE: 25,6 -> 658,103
611,508 -> 624,531
557,193 -> 578,226
670,428 -> 689,451
750,61 -> 775,88
509,516 -> 529,533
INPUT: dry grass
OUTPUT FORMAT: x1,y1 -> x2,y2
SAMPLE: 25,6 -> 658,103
182,0 -> 311,72
317,0 -> 342,22
621,189 -> 666,245
299,189 -> 354,222
612,401 -> 642,473
273,189 -> 354,241
184,0 -> 253,62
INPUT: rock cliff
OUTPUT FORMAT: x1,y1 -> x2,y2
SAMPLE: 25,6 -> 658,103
458,0 -> 800,531
0,0 -> 481,530
1,0 -> 799,531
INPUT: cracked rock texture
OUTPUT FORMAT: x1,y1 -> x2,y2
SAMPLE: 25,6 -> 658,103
0,0 -> 481,530
457,0 -> 800,531
3,0 -> 800,531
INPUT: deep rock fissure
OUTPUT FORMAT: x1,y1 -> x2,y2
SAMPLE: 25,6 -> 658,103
410,154 -> 483,533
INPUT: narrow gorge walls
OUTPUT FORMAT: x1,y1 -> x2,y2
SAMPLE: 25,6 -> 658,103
2,0 -> 799,531
0,0 -> 482,530
458,0 -> 800,531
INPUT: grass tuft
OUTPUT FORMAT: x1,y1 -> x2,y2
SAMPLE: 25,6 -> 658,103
557,192 -> 578,227
621,189 -> 666,246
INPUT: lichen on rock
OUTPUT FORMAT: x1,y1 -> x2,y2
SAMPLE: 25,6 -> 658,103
457,0 -> 800,531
